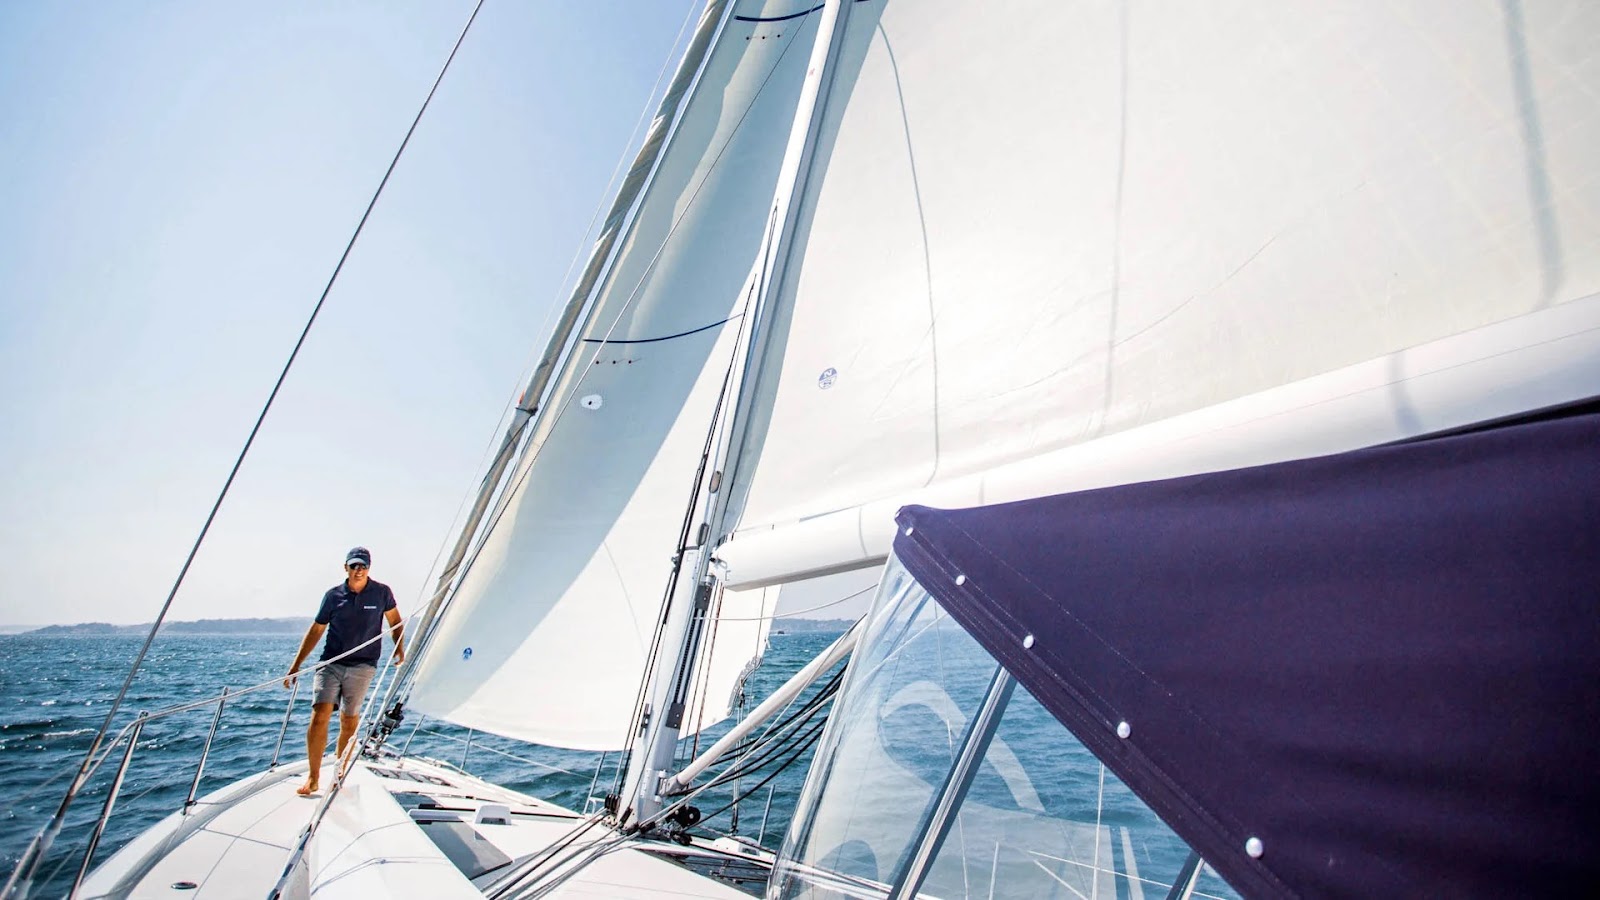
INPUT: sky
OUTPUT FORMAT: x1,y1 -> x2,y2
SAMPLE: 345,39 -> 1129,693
0,0 -> 876,627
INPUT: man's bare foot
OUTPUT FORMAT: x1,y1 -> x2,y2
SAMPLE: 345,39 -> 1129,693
295,778 -> 319,796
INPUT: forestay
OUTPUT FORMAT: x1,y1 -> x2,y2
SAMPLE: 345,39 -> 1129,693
409,0 -> 822,750
716,0 -> 1600,585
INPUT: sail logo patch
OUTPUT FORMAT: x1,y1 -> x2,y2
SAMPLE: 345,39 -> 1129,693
580,394 -> 603,410
462,647 -> 473,661
818,368 -> 837,389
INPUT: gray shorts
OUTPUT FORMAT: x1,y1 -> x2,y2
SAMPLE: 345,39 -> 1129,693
311,662 -> 376,716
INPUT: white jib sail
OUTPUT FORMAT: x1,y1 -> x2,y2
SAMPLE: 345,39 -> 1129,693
409,1 -> 819,751
717,0 -> 1600,585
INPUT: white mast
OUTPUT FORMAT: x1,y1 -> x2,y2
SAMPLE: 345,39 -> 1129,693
621,0 -> 857,826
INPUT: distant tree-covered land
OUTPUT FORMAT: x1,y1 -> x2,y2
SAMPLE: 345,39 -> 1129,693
24,617 -> 307,636
770,618 -> 853,635
17,616 -> 856,637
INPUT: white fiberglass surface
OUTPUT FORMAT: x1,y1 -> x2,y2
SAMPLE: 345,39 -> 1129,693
771,560 -> 991,896
769,557 -> 1239,899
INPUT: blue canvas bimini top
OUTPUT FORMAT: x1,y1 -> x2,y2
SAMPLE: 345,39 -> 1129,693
893,404 -> 1600,898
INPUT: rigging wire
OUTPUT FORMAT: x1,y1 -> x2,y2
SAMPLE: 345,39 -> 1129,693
684,568 -> 730,761
716,583 -> 875,621
700,713 -> 830,797
496,640 -> 845,897
412,728 -> 579,776
501,619 -> 852,897
483,812 -> 613,899
698,681 -> 838,790
35,841 -> 82,894
692,718 -> 827,827
692,661 -> 844,773
0,767 -> 76,824
633,627 -> 855,838
705,670 -> 841,770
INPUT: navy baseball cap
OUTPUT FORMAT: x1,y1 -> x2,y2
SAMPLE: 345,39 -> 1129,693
345,546 -> 372,567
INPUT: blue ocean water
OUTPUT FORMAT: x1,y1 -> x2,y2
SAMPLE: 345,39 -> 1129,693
0,632 -> 840,898
0,632 -> 1233,898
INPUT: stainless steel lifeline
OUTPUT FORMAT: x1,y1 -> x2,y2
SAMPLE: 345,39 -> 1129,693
7,635 -> 388,900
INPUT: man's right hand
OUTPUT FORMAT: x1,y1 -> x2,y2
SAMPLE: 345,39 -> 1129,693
283,666 -> 299,690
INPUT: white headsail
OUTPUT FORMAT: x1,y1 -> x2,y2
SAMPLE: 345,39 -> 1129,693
407,0 -> 823,750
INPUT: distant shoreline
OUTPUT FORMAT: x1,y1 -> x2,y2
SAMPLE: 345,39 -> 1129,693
12,617 -> 308,637
4,615 -> 854,637
769,618 -> 852,635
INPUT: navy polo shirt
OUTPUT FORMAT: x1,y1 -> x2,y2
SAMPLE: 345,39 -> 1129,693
316,579 -> 396,665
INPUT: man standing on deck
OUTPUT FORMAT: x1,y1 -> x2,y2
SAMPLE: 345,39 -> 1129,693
284,546 -> 405,796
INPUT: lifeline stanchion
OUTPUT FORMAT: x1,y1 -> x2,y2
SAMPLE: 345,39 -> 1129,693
68,713 -> 146,900
269,680 -> 299,769
184,688 -> 229,814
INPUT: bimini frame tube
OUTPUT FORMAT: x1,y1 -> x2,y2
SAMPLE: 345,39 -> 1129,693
662,620 -> 859,794
890,669 -> 1018,899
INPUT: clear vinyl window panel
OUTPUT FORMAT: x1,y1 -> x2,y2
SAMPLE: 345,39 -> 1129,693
770,556 -> 1239,899
772,559 -> 997,896
911,687 -> 1238,900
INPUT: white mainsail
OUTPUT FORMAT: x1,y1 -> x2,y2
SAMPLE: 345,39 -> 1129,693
408,0 -> 820,750
716,0 -> 1600,586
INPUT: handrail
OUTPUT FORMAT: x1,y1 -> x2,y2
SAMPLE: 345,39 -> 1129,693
4,631 -> 392,900
67,714 -> 145,900
184,689 -> 229,814
269,678 -> 300,769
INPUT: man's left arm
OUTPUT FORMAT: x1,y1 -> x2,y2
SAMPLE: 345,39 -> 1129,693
384,605 -> 406,666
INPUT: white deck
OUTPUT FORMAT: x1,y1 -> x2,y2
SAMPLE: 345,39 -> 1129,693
77,755 -> 766,899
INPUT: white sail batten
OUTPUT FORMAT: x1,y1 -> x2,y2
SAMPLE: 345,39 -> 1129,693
720,0 -> 1600,577
408,1 -> 825,751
